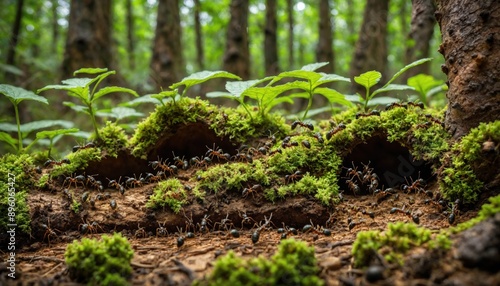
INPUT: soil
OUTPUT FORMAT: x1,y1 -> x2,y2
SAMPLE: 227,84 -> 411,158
1,122 -> 499,285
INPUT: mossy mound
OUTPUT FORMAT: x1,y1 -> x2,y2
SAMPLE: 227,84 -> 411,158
65,232 -> 134,285
195,238 -> 323,286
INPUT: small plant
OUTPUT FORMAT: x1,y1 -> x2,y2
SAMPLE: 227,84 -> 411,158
0,84 -> 76,154
37,68 -> 139,141
196,238 -> 323,286
65,232 -> 134,285
407,74 -> 447,107
353,58 -> 432,112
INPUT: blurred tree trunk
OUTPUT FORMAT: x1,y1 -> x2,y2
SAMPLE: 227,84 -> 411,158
402,0 -> 435,82
126,0 -> 135,70
316,0 -> 334,74
223,0 -> 250,79
435,0 -> 500,139
5,0 -> 24,83
51,0 -> 59,54
62,0 -> 119,82
349,0 -> 389,93
264,0 -> 279,76
150,0 -> 185,90
194,0 -> 205,70
346,0 -> 356,47
286,0 -> 294,70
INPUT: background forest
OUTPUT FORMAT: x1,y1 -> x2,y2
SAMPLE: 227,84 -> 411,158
0,0 -> 446,155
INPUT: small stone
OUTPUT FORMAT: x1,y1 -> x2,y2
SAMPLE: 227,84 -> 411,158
365,265 -> 385,282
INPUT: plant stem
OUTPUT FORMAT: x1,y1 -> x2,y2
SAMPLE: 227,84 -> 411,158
13,104 -> 22,154
363,86 -> 370,112
302,85 -> 314,120
88,105 -> 100,140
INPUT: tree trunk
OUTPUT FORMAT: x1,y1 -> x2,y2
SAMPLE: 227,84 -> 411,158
150,0 -> 185,90
126,0 -> 135,70
223,0 -> 250,80
194,0 -> 205,71
435,0 -> 500,139
264,0 -> 279,76
349,0 -> 389,93
51,0 -> 59,54
5,0 -> 24,83
346,0 -> 356,47
62,0 -> 116,81
286,0 -> 294,70
316,0 -> 334,74
402,0 -> 435,82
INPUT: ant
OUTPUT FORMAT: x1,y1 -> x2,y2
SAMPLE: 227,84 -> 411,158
448,199 -> 460,225
213,213 -> 234,231
206,144 -> 230,161
72,141 -> 96,152
390,206 -> 420,224
182,210 -> 196,232
63,173 -> 86,189
301,140 -> 311,149
346,179 -> 360,195
355,110 -> 380,119
285,170 -> 303,184
156,221 -> 169,237
268,148 -> 282,156
107,177 -> 125,195
238,211 -> 257,229
41,218 -> 60,246
302,219 -> 332,236
251,213 -> 273,244
401,176 -> 426,194
190,156 -> 212,168
374,187 -> 395,203
281,141 -> 299,149
313,132 -> 324,144
291,120 -> 314,131
172,152 -> 189,170
407,101 -> 424,109
385,102 -> 407,110
125,174 -> 144,189
326,123 -> 346,140
44,158 -> 70,168
86,175 -> 103,191
343,164 -> 361,182
144,172 -> 163,183
79,219 -> 103,235
231,151 -> 253,163
198,214 -> 212,233
424,114 -> 444,126
242,184 -> 262,198
135,224 -> 147,238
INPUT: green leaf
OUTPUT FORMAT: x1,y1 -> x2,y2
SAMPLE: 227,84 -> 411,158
63,102 -> 90,114
74,67 -> 109,75
344,94 -> 361,103
206,91 -> 234,99
225,77 -> 273,98
0,122 -> 19,132
271,70 -> 322,85
92,86 -> 139,102
20,120 -> 74,135
372,84 -> 415,96
314,73 -> 351,87
301,62 -> 330,71
314,88 -> 353,106
407,74 -> 444,96
96,107 -> 144,121
68,131 -> 92,139
151,90 -> 178,101
263,96 -> 294,112
0,131 -> 18,150
365,97 -> 400,106
120,94 -> 168,106
385,58 -> 432,86
36,128 -> 79,139
354,71 -> 382,89
0,63 -> 23,76
170,71 -> 241,91
0,84 -> 49,105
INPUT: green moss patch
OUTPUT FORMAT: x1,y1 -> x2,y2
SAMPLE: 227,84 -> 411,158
65,232 -> 134,285
146,178 -> 187,213
97,121 -> 129,157
196,238 -> 323,286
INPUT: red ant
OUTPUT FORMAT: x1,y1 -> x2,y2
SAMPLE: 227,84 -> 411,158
205,144 -> 230,161
291,120 -> 314,131
242,184 -> 262,198
326,123 -> 346,140
285,170 -> 303,184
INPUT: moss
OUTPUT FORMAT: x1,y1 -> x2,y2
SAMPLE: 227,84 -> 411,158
130,97 -> 212,158
352,222 -> 434,267
196,238 -> 323,286
96,121 -> 129,157
276,174 -> 338,205
195,160 -> 272,194
36,173 -> 50,188
51,148 -> 102,177
65,232 -> 134,285
0,153 -> 35,235
146,178 -> 187,213
451,194 -> 500,233
439,121 -> 500,203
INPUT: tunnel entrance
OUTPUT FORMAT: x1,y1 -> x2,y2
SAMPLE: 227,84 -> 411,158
339,135 -> 433,194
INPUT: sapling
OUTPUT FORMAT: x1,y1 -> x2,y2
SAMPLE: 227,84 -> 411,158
37,68 -> 139,141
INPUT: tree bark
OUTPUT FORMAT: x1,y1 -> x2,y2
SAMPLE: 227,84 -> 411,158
5,0 -> 24,83
62,0 -> 116,80
403,0 -> 436,82
150,0 -> 186,90
316,0 -> 334,74
126,0 -> 135,70
223,0 -> 250,80
264,0 -> 279,76
286,0 -> 295,70
51,0 -> 59,54
435,0 -> 500,139
194,0 -> 205,70
349,0 -> 390,94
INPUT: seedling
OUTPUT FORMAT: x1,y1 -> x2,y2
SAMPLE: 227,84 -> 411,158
37,68 -> 139,141
353,58 -> 433,112
407,73 -> 447,107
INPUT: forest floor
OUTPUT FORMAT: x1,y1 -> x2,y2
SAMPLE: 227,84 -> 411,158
2,166 -> 499,285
